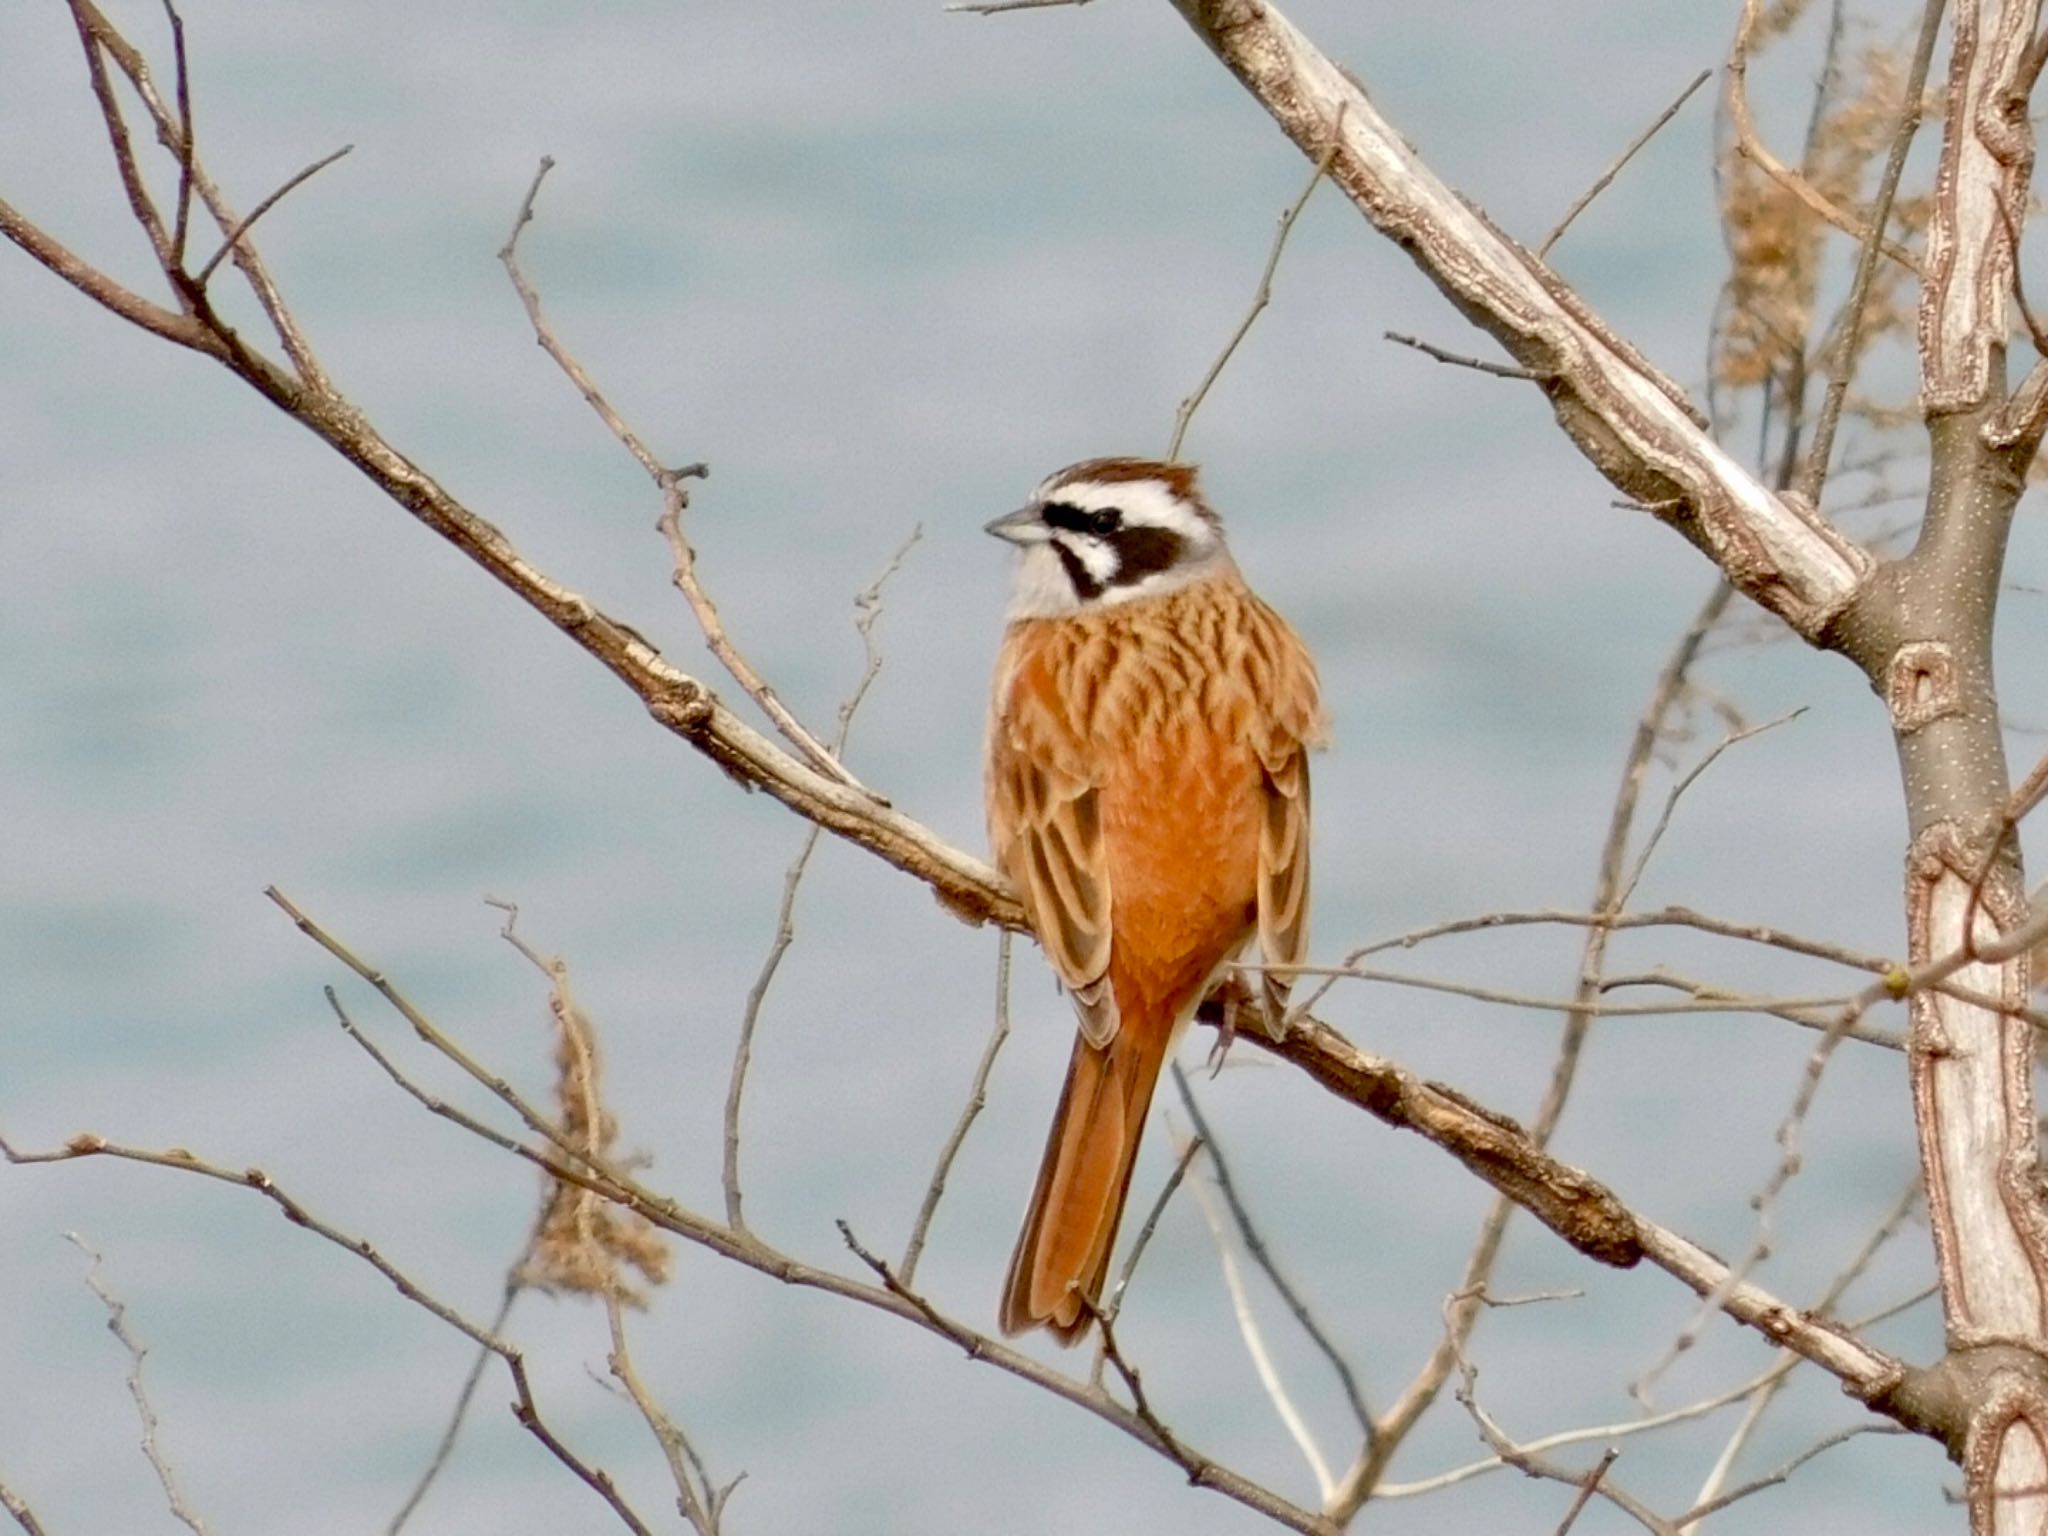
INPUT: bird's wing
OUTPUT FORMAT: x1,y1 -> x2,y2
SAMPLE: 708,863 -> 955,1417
989,652 -> 1118,1049
1252,602 -> 1325,1023
1255,744 -> 1312,1022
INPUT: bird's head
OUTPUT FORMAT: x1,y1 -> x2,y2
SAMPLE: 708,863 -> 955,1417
986,457 -> 1233,619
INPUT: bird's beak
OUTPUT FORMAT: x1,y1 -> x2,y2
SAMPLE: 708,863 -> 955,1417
984,504 -> 1047,545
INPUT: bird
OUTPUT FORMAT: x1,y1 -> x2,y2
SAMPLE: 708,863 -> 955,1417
983,455 -> 1324,1342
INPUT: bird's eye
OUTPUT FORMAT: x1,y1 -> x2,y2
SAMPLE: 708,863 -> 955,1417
1041,501 -> 1123,538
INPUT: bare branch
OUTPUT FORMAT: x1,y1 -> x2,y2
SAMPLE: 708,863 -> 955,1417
68,1234 -> 208,1536
1540,68 -> 1712,258
10,1139 -> 658,1536
1165,0 -> 1874,640
498,157 -> 870,796
0,1478 -> 49,1536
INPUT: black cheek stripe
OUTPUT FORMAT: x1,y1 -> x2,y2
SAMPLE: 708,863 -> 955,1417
1054,540 -> 1105,601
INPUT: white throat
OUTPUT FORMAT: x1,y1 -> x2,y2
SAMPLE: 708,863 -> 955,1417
1003,542 -> 1233,620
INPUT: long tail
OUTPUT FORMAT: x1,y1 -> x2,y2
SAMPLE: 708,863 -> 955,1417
999,1019 -> 1170,1343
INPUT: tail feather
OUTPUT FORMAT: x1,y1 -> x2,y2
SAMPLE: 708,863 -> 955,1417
999,1023 -> 1169,1342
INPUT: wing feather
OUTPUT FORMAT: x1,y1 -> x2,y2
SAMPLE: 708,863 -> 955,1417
990,693 -> 1119,1048
1256,747 -> 1312,1023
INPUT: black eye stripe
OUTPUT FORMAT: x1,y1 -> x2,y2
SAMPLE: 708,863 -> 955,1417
1106,526 -> 1183,586
1042,500 -> 1121,537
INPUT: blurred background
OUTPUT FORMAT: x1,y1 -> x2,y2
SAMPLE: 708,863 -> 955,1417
1,1 -> 2023,1531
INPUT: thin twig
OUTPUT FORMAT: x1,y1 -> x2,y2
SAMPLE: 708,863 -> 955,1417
70,3 -> 174,270
1614,706 -> 1808,908
161,0 -> 192,270
1168,109 -> 1342,460
901,933 -> 1014,1284
1795,0 -> 1944,502
946,0 -> 1092,10
497,156 -> 869,796
1456,1365 -> 1678,1535
1102,1130 -> 1205,1326
17,1142 -> 657,1536
1552,1448 -> 1622,1536
1675,1422 -> 1908,1526
68,1234 -> 209,1536
387,1270 -> 527,1534
724,828 -> 820,1231
603,1287 -> 722,1533
724,533 -> 915,1229
1540,69 -> 1712,257
1186,1161 -> 1336,1502
1384,330 -> 1547,381
193,143 -> 353,285
1170,1064 -> 1374,1437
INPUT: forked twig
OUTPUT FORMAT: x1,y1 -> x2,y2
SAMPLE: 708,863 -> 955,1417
1614,706 -> 1808,909
498,157 -> 871,797
12,1138 -> 658,1536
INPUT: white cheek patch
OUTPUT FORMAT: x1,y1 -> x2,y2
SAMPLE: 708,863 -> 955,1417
1005,544 -> 1084,619
1063,533 -> 1119,586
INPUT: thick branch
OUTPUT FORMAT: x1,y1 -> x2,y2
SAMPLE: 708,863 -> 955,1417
1162,0 -> 1873,641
